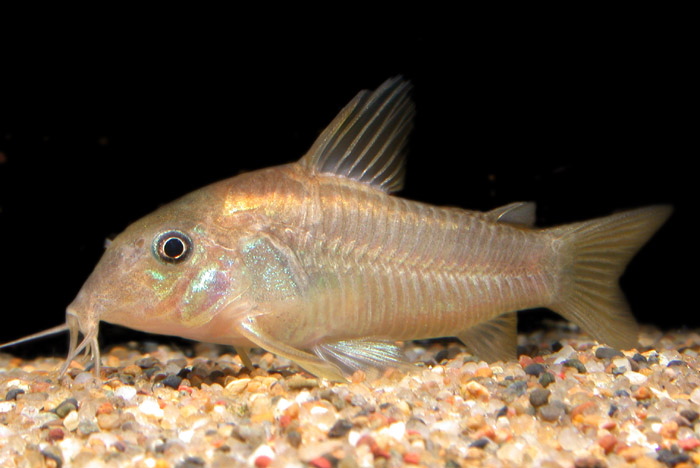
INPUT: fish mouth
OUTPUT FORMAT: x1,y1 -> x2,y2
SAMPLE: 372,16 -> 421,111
61,305 -> 102,377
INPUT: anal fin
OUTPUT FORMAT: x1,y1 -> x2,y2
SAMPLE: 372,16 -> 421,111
456,313 -> 518,363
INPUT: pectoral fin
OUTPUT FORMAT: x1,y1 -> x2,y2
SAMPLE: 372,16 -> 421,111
233,346 -> 254,370
236,318 -> 347,382
456,313 -> 518,363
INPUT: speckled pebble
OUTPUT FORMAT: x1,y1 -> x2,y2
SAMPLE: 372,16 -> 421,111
77,419 -> 100,436
540,401 -> 566,422
529,388 -> 551,407
328,418 -> 353,438
54,398 -> 78,418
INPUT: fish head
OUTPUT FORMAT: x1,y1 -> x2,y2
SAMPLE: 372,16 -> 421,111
62,185 -> 255,373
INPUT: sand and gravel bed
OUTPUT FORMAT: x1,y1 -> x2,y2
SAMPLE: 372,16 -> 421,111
1,325 -> 699,468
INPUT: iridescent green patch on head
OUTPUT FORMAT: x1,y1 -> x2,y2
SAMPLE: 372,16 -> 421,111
179,264 -> 233,327
145,269 -> 178,299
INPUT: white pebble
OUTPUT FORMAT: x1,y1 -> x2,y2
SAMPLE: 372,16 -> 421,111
430,420 -> 460,435
379,421 -> 405,441
690,387 -> 700,405
63,410 -> 79,431
0,425 -> 15,438
625,371 -> 647,385
138,398 -> 164,418
295,390 -> 314,404
497,441 -> 525,465
553,345 -> 576,364
0,402 -> 16,413
114,385 -> 137,401
178,429 -> 194,443
5,380 -> 29,392
348,430 -> 362,446
274,397 -> 293,416
558,426 -> 590,451
612,358 -> 630,371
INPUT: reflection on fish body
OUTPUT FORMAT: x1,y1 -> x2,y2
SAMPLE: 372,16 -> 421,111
0,78 -> 672,381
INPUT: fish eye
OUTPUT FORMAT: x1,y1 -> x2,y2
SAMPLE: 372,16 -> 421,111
154,230 -> 192,263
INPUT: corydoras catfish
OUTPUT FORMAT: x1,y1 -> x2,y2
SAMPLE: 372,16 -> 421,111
1,78 -> 672,381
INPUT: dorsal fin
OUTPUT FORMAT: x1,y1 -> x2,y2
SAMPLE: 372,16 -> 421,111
486,202 -> 536,226
299,77 -> 414,193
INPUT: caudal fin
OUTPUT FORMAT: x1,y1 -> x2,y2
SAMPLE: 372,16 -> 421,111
549,205 -> 672,350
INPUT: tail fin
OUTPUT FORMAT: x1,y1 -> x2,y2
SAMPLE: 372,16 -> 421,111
549,205 -> 672,350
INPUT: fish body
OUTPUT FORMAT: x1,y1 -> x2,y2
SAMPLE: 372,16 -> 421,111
1,78 -> 671,381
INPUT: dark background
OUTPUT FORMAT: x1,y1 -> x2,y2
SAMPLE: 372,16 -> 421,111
0,23 -> 693,357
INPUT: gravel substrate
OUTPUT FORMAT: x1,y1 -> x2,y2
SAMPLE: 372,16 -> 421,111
1,325 -> 699,468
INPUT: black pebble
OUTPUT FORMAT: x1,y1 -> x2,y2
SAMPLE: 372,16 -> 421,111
137,357 -> 159,369
539,372 -> 556,387
328,419 -> 353,438
41,447 -> 63,468
496,406 -> 508,418
551,342 -> 563,352
595,347 -> 624,359
608,404 -> 618,417
162,374 -> 184,389
5,388 -> 25,401
667,360 -> 686,367
177,456 -> 206,468
524,363 -> 545,377
563,359 -> 587,373
631,353 -> 647,363
680,409 -> 699,422
435,349 -> 449,363
470,437 -> 490,448
657,447 -> 689,466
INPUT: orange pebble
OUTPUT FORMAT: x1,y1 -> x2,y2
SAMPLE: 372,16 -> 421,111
679,437 -> 700,450
96,402 -> 114,415
254,456 -> 272,468
403,452 -> 421,464
633,386 -> 651,400
571,400 -> 596,418
598,434 -> 617,454
659,420 -> 679,439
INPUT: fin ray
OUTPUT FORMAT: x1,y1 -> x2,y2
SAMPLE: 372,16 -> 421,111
548,205 -> 672,350
456,313 -> 518,362
312,338 -> 409,376
299,77 -> 414,193
486,202 -> 536,226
